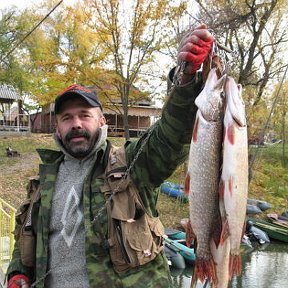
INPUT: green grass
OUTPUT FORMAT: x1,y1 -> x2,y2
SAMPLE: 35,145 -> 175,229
0,134 -> 287,228
248,144 -> 288,214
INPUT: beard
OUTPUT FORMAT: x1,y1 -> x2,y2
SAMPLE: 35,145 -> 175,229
62,128 -> 99,158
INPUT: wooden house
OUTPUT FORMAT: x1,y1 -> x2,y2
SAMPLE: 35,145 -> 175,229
31,100 -> 162,137
0,85 -> 29,133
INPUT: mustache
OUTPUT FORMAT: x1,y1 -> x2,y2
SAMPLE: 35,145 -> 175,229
65,129 -> 90,141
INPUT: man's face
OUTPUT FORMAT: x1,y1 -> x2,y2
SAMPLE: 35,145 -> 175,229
56,97 -> 106,158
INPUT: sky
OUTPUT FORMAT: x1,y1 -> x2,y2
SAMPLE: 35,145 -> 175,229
0,0 -> 77,10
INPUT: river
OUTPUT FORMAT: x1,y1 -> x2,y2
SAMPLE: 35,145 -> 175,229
170,243 -> 288,288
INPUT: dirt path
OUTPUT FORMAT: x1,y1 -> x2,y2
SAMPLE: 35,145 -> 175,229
0,152 -> 40,206
0,152 -> 39,176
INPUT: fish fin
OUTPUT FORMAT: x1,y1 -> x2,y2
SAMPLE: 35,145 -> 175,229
220,219 -> 229,245
192,258 -> 218,287
212,215 -> 223,248
227,123 -> 235,145
219,179 -> 225,199
192,116 -> 199,142
184,174 -> 190,195
229,254 -> 242,279
185,219 -> 195,248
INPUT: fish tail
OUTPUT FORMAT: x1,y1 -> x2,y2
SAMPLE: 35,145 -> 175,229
229,253 -> 242,279
184,173 -> 190,195
220,219 -> 229,245
191,258 -> 218,287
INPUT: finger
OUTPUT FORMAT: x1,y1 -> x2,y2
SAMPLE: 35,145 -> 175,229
180,25 -> 211,44
179,42 -> 204,55
178,51 -> 204,63
181,32 -> 213,48
181,35 -> 201,47
194,23 -> 208,30
196,38 -> 213,48
190,29 -> 213,42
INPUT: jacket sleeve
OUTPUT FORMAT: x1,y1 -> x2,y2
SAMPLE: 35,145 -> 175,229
126,70 -> 203,214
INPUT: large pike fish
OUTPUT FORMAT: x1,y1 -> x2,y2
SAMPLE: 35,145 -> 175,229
185,68 -> 226,286
219,76 -> 248,278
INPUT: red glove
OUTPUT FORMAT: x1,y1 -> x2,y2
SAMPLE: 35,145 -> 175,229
178,24 -> 214,75
8,274 -> 30,288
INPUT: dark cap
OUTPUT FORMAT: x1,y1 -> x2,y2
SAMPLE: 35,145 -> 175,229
54,84 -> 102,114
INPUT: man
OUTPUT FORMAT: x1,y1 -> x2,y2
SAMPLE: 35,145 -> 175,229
7,24 -> 213,288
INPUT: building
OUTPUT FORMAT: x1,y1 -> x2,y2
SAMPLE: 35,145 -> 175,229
104,100 -> 161,137
0,85 -> 30,133
31,100 -> 162,137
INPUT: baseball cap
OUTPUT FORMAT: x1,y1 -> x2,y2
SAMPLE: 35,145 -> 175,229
54,84 -> 102,114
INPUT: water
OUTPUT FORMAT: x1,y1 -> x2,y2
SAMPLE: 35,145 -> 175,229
170,243 -> 288,288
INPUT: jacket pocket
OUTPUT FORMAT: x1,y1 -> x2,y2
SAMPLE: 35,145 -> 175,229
14,176 -> 40,267
19,229 -> 36,268
109,209 -> 165,273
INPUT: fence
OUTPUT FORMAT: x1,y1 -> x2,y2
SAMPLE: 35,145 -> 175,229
0,198 -> 16,275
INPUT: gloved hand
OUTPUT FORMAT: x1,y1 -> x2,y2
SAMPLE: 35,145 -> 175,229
176,24 -> 214,84
8,274 -> 30,288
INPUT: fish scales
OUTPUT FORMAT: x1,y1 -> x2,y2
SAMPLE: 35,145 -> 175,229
220,76 -> 248,278
185,68 -> 226,286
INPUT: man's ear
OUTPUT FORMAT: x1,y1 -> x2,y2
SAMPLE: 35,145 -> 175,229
55,125 -> 62,139
99,116 -> 106,127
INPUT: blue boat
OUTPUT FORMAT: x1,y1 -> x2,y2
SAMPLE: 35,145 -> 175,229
160,182 -> 188,202
246,204 -> 262,215
165,227 -> 186,241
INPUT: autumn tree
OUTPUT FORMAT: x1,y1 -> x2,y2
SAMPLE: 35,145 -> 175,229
182,0 -> 288,157
193,0 -> 288,105
84,0 -> 182,139
1,0 -> 189,139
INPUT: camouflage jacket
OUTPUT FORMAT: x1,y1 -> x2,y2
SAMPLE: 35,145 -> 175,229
7,75 -> 202,287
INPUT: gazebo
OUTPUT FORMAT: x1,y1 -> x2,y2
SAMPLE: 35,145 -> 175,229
0,85 -> 29,132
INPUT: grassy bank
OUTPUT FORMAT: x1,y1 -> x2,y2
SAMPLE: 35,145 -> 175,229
0,134 -> 287,229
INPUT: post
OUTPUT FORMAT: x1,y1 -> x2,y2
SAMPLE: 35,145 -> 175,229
9,210 -> 15,258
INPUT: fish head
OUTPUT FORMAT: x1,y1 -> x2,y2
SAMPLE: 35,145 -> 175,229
195,68 -> 227,122
225,77 -> 246,127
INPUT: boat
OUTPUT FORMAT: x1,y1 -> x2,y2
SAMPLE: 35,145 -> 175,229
164,244 -> 186,269
246,220 -> 270,244
247,217 -> 288,243
164,237 -> 196,265
165,227 -> 186,241
267,213 -> 288,228
282,211 -> 288,218
247,198 -> 272,211
164,226 -> 252,267
164,227 -> 195,265
246,204 -> 262,215
160,182 -> 188,202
